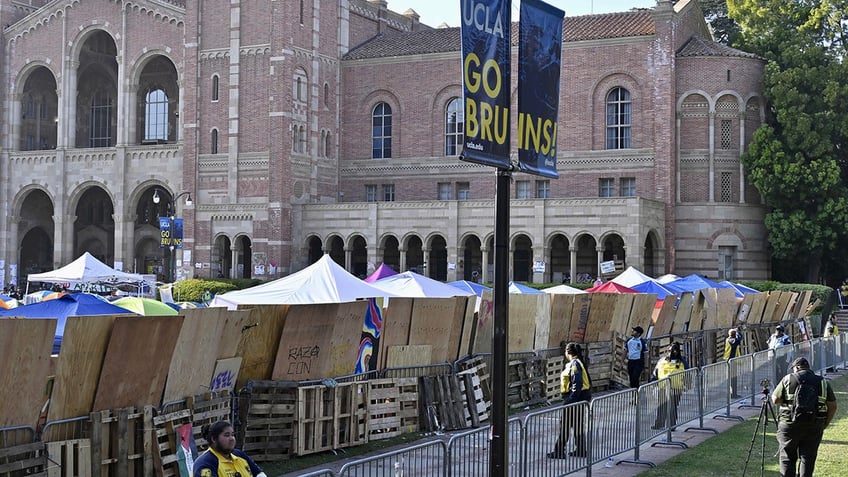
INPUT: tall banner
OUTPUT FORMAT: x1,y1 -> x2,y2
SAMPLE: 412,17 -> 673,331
159,217 -> 184,249
517,0 -> 564,178
460,0 -> 511,168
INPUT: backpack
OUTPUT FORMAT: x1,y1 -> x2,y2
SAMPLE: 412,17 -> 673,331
788,373 -> 823,422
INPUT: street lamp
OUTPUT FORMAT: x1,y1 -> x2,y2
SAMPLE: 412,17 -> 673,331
153,189 -> 193,282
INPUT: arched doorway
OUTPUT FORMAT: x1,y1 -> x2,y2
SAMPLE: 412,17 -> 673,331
307,236 -> 323,265
213,235 -> 233,278
462,235 -> 483,281
74,186 -> 115,266
644,231 -> 660,277
351,235 -> 368,278
575,234 -> 597,282
513,234 -> 533,282
235,236 -> 252,278
18,190 -> 54,285
327,236 -> 344,268
549,234 -> 570,283
381,235 -> 400,271
428,235 -> 447,280
406,236 -> 424,272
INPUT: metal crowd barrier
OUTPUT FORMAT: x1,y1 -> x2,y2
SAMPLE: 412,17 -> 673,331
381,362 -> 453,379
338,439 -> 447,476
40,416 -> 88,442
0,425 -> 36,447
446,417 -> 522,476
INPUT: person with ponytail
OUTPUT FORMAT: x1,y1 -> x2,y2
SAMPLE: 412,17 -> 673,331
547,342 -> 592,459
194,421 -> 266,477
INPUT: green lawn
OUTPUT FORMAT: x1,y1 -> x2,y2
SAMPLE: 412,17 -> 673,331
640,372 -> 848,476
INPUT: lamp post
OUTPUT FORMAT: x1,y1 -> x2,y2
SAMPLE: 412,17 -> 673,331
153,189 -> 192,282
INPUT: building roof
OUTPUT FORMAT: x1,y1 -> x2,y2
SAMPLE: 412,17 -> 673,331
676,35 -> 761,59
344,11 -> 655,60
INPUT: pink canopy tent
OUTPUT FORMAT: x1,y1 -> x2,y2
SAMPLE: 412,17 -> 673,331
364,263 -> 398,283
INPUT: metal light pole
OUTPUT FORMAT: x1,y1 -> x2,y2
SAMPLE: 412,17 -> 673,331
153,189 -> 192,282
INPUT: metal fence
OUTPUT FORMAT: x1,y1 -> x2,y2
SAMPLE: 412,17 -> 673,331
13,334 -> 846,477
282,333 -> 847,476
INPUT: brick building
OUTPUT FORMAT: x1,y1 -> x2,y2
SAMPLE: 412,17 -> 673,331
0,0 -> 768,286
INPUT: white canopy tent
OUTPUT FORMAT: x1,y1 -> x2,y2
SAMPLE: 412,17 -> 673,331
27,252 -> 144,288
370,271 -> 474,298
611,266 -> 655,288
543,284 -> 586,294
210,254 -> 395,309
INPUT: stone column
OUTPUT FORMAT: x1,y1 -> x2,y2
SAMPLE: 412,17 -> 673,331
481,245 -> 490,284
532,245 -> 547,284
569,247 -> 577,284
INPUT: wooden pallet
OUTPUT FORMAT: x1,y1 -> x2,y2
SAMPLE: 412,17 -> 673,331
296,383 -> 369,455
0,441 -> 46,477
45,439 -> 91,477
333,383 -> 369,450
367,377 -> 421,440
457,372 -> 488,426
152,408 -> 192,477
507,357 -> 545,409
187,391 -> 231,452
238,381 -> 297,463
396,377 -> 420,434
544,355 -> 565,401
586,341 -> 613,390
457,356 -> 491,410
418,375 -> 472,432
89,407 -> 150,477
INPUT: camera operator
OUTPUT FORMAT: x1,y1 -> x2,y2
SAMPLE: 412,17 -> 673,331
771,357 -> 837,477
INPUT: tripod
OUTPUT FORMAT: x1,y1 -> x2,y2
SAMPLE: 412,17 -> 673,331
742,384 -> 778,477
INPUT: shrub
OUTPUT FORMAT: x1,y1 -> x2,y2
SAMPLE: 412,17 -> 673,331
171,278 -> 238,302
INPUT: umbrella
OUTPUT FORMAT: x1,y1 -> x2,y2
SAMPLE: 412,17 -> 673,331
447,280 -> 492,297
0,293 -> 18,309
508,281 -> 544,294
0,293 -> 136,353
112,296 -> 179,316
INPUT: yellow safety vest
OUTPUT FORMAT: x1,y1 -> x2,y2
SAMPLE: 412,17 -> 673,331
656,358 -> 686,390
561,358 -> 590,394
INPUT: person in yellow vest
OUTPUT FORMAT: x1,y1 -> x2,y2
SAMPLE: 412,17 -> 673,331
724,328 -> 743,398
547,342 -> 592,459
824,316 -> 839,337
651,342 -> 689,430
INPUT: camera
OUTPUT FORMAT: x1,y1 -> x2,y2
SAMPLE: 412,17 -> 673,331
759,378 -> 771,394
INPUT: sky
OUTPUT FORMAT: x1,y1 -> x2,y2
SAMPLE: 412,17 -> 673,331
389,0 -> 659,28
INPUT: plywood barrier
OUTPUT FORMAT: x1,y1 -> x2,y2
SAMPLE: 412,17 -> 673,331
236,306 -> 288,387
378,298 -> 414,370
408,297 -> 467,364
1,319 -> 56,428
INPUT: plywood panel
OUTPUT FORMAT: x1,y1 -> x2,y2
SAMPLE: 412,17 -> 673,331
760,292 -> 782,325
272,301 -> 366,381
735,293 -> 756,325
507,294 -> 539,352
585,294 -> 616,342
628,294 -> 656,334
653,296 -> 677,337
609,294 -> 635,336
715,288 -> 739,329
47,315 -> 116,421
473,291 -> 495,354
93,316 -> 184,411
780,292 -> 798,321
568,294 -> 591,342
163,311 -> 230,403
746,292 -> 769,324
691,290 -> 709,332
457,298 -> 477,359
181,308 -> 252,360
532,294 -> 552,351
409,298 -> 466,362
386,345 -> 432,368
0,319 -> 55,427
796,291 -> 813,318
671,293 -> 694,334
236,305 -> 288,388
547,294 -> 575,348
379,298 -> 414,369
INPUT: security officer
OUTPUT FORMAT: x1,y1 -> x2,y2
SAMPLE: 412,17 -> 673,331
771,357 -> 837,477
651,342 -> 689,430
624,326 -> 648,388
548,342 -> 591,459
724,328 -> 743,398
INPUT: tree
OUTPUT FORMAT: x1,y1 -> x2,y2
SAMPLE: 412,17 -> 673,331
699,0 -> 742,45
728,0 -> 848,282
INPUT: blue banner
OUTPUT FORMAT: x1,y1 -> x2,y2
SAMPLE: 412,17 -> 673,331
159,217 -> 184,249
517,0 -> 563,178
460,0 -> 511,169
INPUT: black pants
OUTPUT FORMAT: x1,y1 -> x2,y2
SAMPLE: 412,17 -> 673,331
627,359 -> 644,388
552,403 -> 587,455
776,422 -> 824,477
654,387 -> 683,428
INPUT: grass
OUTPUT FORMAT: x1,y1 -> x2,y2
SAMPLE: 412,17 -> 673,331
640,372 -> 848,476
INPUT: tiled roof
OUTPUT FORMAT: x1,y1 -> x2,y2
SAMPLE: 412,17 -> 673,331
344,11 -> 656,60
677,35 -> 761,59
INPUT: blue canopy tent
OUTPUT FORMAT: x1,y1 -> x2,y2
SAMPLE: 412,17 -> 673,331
448,280 -> 492,297
0,293 -> 136,353
630,280 -> 676,300
719,280 -> 761,298
664,274 -> 734,294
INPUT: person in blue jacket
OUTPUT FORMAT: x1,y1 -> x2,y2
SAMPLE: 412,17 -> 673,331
194,421 -> 266,477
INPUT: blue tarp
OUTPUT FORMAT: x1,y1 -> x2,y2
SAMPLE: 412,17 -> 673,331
448,280 -> 492,297
630,280 -> 676,300
0,293 -> 136,353
508,281 -> 544,294
664,274 -> 734,294
719,280 -> 761,298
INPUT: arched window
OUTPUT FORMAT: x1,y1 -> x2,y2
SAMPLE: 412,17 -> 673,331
294,69 -> 308,103
324,131 -> 332,158
372,102 -> 392,159
323,83 -> 330,108
445,97 -> 464,156
89,91 -> 113,147
211,75 -> 219,101
144,88 -> 168,142
606,87 -> 631,149
211,128 -> 218,154
299,0 -> 304,24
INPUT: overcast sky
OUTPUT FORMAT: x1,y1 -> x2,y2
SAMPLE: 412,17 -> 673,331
389,0 -> 658,28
